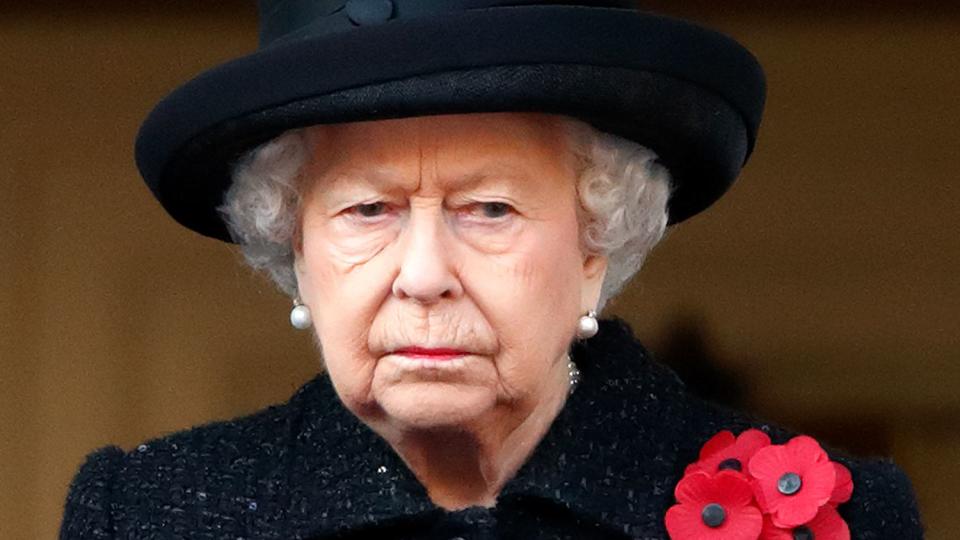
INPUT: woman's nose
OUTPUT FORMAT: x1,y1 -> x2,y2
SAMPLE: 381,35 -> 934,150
391,209 -> 463,304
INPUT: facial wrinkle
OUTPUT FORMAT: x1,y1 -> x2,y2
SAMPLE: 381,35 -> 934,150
329,239 -> 388,272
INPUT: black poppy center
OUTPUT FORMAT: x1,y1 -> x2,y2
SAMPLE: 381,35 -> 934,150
718,458 -> 743,472
701,502 -> 726,528
792,525 -> 815,540
777,472 -> 803,495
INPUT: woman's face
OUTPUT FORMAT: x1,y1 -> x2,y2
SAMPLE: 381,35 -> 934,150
294,112 -> 606,432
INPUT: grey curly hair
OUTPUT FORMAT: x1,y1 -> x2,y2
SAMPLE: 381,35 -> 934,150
218,115 -> 673,312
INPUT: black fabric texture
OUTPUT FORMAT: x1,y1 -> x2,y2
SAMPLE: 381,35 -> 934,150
60,319 -> 924,539
257,1 -> 640,47
134,4 -> 765,241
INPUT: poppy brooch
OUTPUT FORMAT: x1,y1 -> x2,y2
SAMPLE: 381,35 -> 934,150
665,429 -> 854,540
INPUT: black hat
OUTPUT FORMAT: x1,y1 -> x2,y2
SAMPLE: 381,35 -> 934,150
135,0 -> 765,242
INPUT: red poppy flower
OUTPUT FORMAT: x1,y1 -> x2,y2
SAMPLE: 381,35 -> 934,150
666,470 -> 763,540
748,435 -> 837,527
760,504 -> 850,540
686,429 -> 772,476
829,462 -> 853,505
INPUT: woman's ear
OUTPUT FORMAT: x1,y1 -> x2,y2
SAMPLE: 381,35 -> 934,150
581,253 -> 608,312
291,217 -> 305,257
292,245 -> 310,301
293,256 -> 303,284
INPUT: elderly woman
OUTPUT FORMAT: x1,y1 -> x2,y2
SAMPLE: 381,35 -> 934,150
61,1 -> 923,539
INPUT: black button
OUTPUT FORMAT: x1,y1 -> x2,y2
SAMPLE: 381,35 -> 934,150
778,472 -> 803,496
345,0 -> 395,26
701,503 -> 726,528
792,526 -> 815,540
718,458 -> 743,472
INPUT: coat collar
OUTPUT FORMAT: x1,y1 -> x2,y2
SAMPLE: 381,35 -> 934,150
281,318 -> 702,538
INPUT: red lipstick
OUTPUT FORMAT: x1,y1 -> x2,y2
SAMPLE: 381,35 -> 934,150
393,347 -> 467,361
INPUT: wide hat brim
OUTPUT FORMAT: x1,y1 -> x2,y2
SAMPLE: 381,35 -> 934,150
135,5 -> 765,242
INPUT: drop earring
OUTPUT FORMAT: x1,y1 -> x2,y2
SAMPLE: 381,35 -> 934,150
290,298 -> 312,330
576,310 -> 598,339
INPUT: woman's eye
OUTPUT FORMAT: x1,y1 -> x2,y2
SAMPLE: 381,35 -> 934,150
476,202 -> 513,219
349,202 -> 388,218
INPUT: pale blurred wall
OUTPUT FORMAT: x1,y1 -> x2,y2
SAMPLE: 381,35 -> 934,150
0,3 -> 957,539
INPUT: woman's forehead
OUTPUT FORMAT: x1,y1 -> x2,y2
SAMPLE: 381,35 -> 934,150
304,113 -> 575,192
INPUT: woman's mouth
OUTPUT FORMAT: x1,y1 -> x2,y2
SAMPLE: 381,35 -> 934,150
392,347 -> 468,361
386,347 -> 475,372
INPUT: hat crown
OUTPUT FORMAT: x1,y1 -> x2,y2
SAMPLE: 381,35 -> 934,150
257,0 -> 637,46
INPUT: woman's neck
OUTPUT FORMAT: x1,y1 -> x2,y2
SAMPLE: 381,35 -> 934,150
382,359 -> 571,510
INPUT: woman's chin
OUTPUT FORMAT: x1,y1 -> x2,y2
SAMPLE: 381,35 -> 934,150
375,382 -> 496,430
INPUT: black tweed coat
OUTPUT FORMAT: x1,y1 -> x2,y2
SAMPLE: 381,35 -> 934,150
60,319 -> 924,539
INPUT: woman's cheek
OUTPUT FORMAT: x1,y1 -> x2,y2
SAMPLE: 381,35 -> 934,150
324,221 -> 399,268
454,219 -> 522,254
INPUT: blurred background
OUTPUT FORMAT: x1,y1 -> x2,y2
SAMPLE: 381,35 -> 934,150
1,1 -> 957,538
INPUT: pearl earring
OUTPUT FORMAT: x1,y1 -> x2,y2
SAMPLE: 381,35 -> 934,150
290,298 -> 312,330
576,310 -> 598,339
